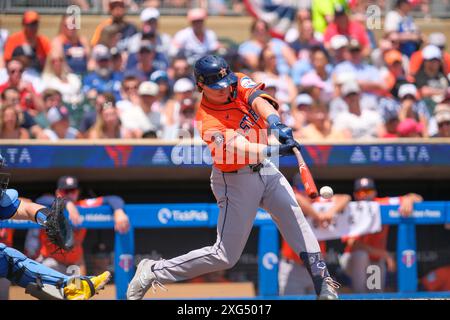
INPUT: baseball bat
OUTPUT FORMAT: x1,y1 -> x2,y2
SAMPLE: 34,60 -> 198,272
293,147 -> 319,199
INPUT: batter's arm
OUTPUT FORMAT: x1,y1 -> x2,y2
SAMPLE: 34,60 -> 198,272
251,96 -> 279,122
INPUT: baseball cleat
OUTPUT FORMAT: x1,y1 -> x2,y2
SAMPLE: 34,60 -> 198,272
64,271 -> 112,300
318,277 -> 340,300
127,259 -> 167,300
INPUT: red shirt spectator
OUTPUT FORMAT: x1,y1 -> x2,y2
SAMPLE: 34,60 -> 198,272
0,59 -> 43,113
3,11 -> 51,72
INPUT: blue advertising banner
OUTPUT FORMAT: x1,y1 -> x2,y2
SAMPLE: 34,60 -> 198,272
1,143 -> 449,169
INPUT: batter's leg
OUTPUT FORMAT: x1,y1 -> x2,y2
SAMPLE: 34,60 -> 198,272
127,168 -> 265,299
259,161 -> 338,298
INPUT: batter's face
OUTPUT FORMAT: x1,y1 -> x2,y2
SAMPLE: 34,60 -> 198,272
199,83 -> 232,105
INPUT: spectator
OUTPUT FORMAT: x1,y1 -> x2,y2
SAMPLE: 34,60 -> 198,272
291,93 -> 313,134
432,104 -> 450,138
120,81 -> 163,138
384,0 -> 422,57
332,81 -> 384,139
163,78 -> 197,139
253,46 -> 297,106
238,19 -> 296,75
323,5 -> 371,57
381,105 -> 401,138
34,175 -> 130,275
169,56 -> 194,84
98,23 -> 122,50
170,8 -> 221,66
33,88 -> 62,129
91,0 -> 138,52
0,44 -> 45,94
279,174 -> 350,296
128,40 -> 159,81
288,19 -> 323,61
340,177 -> 422,293
414,45 -> 450,105
0,87 -> 42,138
299,72 -> 327,105
312,0 -> 348,36
87,101 -> 138,139
110,47 -> 125,73
116,74 -> 141,112
382,49 -> 409,97
0,105 -> 29,139
127,7 -> 171,70
3,11 -> 51,73
79,92 -> 115,134
51,14 -> 90,76
0,59 -> 44,115
82,44 -> 123,101
39,105 -> 81,140
371,32 -> 409,71
285,7 -> 313,44
410,32 -> 450,77
396,118 -> 423,138
299,104 -> 346,140
42,52 -> 82,105
329,35 -> 349,65
0,17 -> 9,69
150,70 -> 171,106
300,47 -> 333,103
333,38 -> 385,95
396,84 -> 430,135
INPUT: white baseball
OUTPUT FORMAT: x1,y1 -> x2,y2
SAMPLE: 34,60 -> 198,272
320,186 -> 334,199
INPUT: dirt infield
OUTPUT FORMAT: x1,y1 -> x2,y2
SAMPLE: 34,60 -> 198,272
8,282 -> 256,300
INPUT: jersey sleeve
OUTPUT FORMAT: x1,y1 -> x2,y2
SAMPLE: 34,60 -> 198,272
235,73 -> 280,110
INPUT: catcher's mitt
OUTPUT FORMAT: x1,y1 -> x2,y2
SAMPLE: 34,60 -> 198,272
44,197 -> 74,251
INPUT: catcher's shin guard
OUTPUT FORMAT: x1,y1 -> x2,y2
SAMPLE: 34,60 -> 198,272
0,243 -> 68,296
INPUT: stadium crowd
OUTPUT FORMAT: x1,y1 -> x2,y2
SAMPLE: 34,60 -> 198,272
0,0 -> 449,141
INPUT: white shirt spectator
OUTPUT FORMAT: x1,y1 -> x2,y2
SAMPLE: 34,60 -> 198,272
329,94 -> 379,119
170,27 -> 220,65
43,127 -> 79,141
0,67 -> 45,93
42,73 -> 82,105
333,109 -> 383,139
120,103 -> 163,137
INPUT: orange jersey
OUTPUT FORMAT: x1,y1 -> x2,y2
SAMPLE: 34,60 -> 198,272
421,266 -> 450,292
3,31 -> 50,67
196,73 -> 278,172
344,196 -> 402,261
39,228 -> 86,266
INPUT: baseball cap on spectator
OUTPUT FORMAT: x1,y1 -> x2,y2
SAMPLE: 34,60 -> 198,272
92,44 -> 111,61
334,4 -> 346,16
301,73 -> 325,89
139,40 -> 155,53
23,11 -> 39,25
341,81 -> 361,97
47,105 -> 70,124
422,45 -> 442,60
354,177 -> 376,191
295,93 -> 313,107
188,8 -> 207,22
434,104 -> 450,124
348,38 -> 362,51
140,7 -> 160,22
330,35 -> 349,50
174,78 -> 195,93
150,70 -> 169,83
385,49 -> 403,66
398,83 -> 417,99
138,81 -> 159,96
335,72 -> 356,85
429,32 -> 446,49
12,44 -> 33,58
57,176 -> 79,190
397,118 -> 423,136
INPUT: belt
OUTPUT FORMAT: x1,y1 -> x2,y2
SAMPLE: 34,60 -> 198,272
226,162 -> 264,174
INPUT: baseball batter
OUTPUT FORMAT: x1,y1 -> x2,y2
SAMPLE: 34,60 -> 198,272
127,55 -> 339,300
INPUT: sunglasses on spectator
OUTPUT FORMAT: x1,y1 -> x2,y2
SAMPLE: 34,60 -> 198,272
8,68 -> 24,74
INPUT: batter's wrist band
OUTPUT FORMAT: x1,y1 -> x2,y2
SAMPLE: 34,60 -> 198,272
35,208 -> 51,226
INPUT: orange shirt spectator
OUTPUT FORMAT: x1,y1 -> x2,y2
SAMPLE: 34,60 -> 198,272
3,11 -> 50,72
0,228 -> 14,247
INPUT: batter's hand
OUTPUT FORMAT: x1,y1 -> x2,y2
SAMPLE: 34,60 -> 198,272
270,122 -> 294,144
